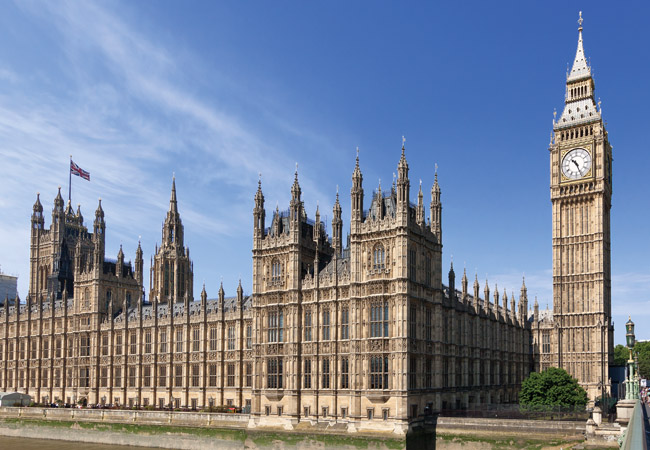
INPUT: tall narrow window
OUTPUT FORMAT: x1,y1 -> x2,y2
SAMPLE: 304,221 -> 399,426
341,358 -> 349,389
114,367 -> 122,388
158,366 -> 167,387
42,339 -> 49,359
425,308 -> 432,341
80,335 -> 90,356
209,327 -> 218,351
268,311 -> 283,343
174,365 -> 183,387
303,358 -> 311,389
129,367 -> 136,387
271,259 -> 283,283
115,332 -> 122,355
409,305 -> 417,338
542,333 -> 550,353
143,366 -> 151,387
370,356 -> 389,389
160,330 -> 167,353
304,311 -> 312,341
425,253 -> 432,286
370,301 -> 389,337
425,358 -> 432,388
322,359 -> 330,389
227,363 -> 235,387
322,310 -> 330,341
130,332 -> 137,355
144,331 -> 152,354
100,368 -> 108,387
373,244 -> 385,270
408,246 -> 417,281
341,308 -> 349,339
209,364 -> 217,387
267,358 -> 282,389
227,326 -> 236,350
246,325 -> 252,349
191,364 -> 200,387
175,329 -> 183,353
192,328 -> 200,352
409,357 -> 417,389
245,363 -> 252,387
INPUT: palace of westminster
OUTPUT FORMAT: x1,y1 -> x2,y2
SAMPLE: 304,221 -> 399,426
0,18 -> 614,433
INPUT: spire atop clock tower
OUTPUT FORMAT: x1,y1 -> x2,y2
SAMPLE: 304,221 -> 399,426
555,12 -> 601,131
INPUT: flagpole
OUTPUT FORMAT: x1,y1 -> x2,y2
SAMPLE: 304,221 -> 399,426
69,155 -> 72,202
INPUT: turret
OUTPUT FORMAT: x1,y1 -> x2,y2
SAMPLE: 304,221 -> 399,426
76,204 -> 83,225
461,267 -> 468,303
200,283 -> 207,312
332,190 -> 343,257
430,167 -> 442,243
290,166 -> 302,224
236,279 -> 243,310
313,205 -> 321,242
448,262 -> 456,303
503,288 -> 508,313
510,292 -> 516,319
473,273 -> 480,310
483,279 -> 490,314
31,193 -> 44,230
65,199 -> 74,220
416,180 -> 425,225
351,149 -> 364,225
163,176 -> 184,248
493,285 -> 499,313
253,176 -> 266,238
93,199 -> 106,266
218,282 -> 225,314
116,245 -> 124,278
135,239 -> 144,287
519,277 -> 528,323
533,297 -> 539,323
396,139 -> 410,216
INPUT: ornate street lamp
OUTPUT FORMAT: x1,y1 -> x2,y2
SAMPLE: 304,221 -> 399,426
624,317 -> 639,400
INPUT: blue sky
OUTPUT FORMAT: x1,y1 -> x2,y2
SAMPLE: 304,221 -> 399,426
0,1 -> 648,343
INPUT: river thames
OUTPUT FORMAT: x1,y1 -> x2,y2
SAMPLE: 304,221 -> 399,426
0,436 -> 159,449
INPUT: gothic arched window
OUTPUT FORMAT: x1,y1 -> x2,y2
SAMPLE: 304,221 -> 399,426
373,244 -> 385,270
271,259 -> 283,283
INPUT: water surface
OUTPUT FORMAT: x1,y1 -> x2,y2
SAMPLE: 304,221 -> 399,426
0,436 -> 158,450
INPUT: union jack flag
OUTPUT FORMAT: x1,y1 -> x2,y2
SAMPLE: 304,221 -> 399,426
70,160 -> 90,181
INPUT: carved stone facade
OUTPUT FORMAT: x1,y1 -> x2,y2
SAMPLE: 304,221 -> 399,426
0,183 -> 253,412
0,151 -> 530,433
250,148 -> 530,432
530,16 -> 614,401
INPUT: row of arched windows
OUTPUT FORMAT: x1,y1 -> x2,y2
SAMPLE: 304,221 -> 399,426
559,125 -> 593,141
570,84 -> 589,99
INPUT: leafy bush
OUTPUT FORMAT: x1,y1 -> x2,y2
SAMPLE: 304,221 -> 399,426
519,367 -> 587,407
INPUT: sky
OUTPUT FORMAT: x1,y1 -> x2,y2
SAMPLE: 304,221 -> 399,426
0,1 -> 648,344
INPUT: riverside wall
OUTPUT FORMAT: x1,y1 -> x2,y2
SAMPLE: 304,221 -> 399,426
0,407 -> 589,450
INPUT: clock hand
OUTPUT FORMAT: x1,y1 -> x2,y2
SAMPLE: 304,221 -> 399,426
572,159 -> 580,170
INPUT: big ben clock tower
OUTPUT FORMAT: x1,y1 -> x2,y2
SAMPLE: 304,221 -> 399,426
549,12 -> 613,400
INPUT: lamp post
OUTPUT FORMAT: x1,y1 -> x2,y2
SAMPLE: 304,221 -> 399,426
624,317 -> 638,400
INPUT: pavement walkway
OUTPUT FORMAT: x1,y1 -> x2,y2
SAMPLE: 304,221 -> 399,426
643,403 -> 650,443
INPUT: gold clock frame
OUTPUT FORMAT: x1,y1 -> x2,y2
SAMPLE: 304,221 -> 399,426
560,145 -> 593,183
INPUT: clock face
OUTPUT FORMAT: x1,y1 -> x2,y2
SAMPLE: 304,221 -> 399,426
562,148 -> 592,180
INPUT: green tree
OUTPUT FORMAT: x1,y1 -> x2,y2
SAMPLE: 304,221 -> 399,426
635,341 -> 650,380
613,344 -> 629,366
519,367 -> 588,407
